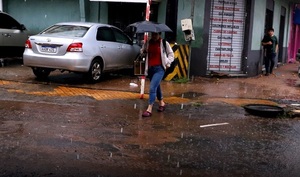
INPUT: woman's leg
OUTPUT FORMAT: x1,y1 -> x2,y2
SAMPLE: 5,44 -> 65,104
148,66 -> 165,106
144,66 -> 164,114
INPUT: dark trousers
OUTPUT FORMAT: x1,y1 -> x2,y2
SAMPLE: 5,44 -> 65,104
264,53 -> 276,74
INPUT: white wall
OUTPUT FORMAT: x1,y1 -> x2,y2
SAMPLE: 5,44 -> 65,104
251,0 -> 291,51
251,0 -> 267,51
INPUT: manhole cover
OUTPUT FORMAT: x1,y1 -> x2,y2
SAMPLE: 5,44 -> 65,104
243,104 -> 284,118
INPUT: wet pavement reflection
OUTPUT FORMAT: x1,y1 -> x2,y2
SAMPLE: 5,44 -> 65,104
0,61 -> 300,176
1,99 -> 300,177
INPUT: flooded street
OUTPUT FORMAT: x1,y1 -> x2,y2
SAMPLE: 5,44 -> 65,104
1,61 -> 300,176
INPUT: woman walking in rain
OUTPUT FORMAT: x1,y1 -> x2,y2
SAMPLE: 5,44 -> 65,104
141,32 -> 174,117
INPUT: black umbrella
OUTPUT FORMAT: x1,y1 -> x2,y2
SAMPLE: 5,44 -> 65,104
126,21 -> 172,33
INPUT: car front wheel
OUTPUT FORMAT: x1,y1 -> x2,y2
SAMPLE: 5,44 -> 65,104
32,67 -> 51,79
86,59 -> 102,83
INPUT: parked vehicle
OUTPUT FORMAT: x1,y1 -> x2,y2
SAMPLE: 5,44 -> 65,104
23,22 -> 141,82
0,11 -> 29,58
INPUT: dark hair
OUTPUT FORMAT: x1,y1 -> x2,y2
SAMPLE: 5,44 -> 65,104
268,28 -> 274,32
151,32 -> 161,35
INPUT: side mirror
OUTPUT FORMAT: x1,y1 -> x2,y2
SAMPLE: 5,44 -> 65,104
128,39 -> 134,45
20,24 -> 27,31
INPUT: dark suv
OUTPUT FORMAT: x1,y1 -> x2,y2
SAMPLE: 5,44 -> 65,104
0,11 -> 29,58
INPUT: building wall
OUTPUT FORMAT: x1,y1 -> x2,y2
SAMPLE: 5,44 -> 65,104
174,0 -> 292,77
89,2 -> 108,24
247,0 -> 290,76
288,3 -> 300,62
3,0 -> 81,35
176,0 -> 205,47
176,0 -> 206,76
246,0 -> 266,76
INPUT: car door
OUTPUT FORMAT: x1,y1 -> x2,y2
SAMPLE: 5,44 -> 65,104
111,27 -> 137,68
96,27 -> 120,70
0,13 -> 28,57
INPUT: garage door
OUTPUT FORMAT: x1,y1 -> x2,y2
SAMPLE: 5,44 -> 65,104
207,0 -> 246,72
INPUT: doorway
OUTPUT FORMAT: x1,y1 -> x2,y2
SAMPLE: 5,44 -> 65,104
165,0 -> 178,42
278,6 -> 286,64
264,9 -> 273,33
262,0 -> 274,69
107,2 -> 158,30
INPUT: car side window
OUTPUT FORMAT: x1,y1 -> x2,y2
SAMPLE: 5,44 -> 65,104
0,13 -> 20,29
96,27 -> 115,42
112,28 -> 131,44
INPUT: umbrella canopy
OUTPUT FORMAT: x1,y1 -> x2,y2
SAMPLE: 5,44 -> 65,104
126,21 -> 172,33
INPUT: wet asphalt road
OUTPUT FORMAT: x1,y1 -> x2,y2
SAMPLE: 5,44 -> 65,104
1,59 -> 300,177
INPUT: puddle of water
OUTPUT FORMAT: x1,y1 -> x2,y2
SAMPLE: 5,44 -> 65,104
175,92 -> 205,99
286,79 -> 298,87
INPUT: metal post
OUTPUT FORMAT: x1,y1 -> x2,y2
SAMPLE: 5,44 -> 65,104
140,0 -> 151,99
188,41 -> 192,80
79,0 -> 86,22
187,0 -> 195,80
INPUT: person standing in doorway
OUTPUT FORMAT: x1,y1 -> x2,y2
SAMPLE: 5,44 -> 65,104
140,32 -> 174,117
261,28 -> 278,76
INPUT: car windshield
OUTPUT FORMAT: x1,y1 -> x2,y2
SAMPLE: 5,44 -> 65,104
40,25 -> 89,37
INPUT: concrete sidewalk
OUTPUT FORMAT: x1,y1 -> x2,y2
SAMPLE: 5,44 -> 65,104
1,60 -> 300,107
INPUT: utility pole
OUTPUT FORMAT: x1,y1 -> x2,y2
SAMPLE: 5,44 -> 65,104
187,0 -> 195,80
140,0 -> 151,99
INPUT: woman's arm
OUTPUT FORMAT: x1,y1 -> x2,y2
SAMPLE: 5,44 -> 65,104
165,42 -> 174,66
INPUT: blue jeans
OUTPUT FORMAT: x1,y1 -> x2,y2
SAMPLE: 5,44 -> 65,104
147,66 -> 165,105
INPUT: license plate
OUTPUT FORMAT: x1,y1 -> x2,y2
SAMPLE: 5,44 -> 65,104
41,46 -> 57,53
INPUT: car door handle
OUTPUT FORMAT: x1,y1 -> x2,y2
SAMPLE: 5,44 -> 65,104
100,45 -> 106,48
118,46 -> 122,49
2,33 -> 11,37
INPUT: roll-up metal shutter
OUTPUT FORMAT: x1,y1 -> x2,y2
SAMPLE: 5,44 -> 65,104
207,0 -> 246,73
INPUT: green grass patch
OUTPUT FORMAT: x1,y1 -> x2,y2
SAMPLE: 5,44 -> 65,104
192,102 -> 203,107
173,77 -> 189,83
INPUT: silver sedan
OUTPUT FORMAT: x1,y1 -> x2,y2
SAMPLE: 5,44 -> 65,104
23,22 -> 141,82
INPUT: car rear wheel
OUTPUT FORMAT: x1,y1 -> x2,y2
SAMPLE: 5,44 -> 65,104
32,67 -> 51,79
86,59 -> 102,83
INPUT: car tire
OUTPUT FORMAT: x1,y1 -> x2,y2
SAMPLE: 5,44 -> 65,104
32,67 -> 51,80
86,59 -> 103,83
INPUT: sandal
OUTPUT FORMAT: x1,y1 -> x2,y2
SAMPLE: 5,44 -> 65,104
157,105 -> 166,112
142,111 -> 152,117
